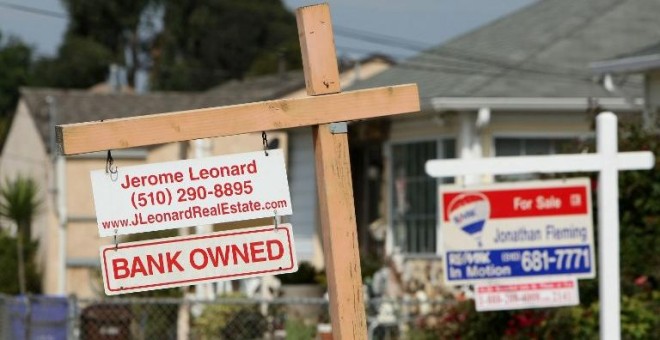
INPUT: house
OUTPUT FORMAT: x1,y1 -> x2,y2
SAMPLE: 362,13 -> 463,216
591,41 -> 660,128
0,55 -> 393,297
345,0 -> 660,294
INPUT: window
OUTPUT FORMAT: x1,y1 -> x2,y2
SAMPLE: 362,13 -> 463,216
495,137 -> 582,156
390,139 -> 455,254
494,137 -> 589,180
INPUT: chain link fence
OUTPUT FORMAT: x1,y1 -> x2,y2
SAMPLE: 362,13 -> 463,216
0,293 -> 453,339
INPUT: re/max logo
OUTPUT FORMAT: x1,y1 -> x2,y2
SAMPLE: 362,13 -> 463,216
453,209 -> 476,224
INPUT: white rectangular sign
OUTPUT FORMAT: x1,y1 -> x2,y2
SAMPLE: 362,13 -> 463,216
100,224 -> 297,295
91,150 -> 292,237
441,178 -> 595,285
475,278 -> 580,311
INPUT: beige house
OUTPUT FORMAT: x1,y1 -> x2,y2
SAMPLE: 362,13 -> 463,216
346,0 -> 656,296
0,56 -> 393,297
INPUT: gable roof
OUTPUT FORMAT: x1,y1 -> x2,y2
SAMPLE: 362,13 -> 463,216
20,86 -> 272,154
19,54 -> 394,154
350,0 -> 660,107
204,70 -> 306,100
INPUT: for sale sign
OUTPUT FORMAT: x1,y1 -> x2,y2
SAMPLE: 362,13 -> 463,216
100,224 -> 297,295
475,277 -> 579,311
91,150 -> 292,237
440,178 -> 595,285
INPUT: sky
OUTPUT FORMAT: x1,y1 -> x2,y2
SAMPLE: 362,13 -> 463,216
0,0 -> 535,60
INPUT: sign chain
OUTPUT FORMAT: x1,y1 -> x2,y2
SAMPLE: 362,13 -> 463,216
114,229 -> 119,252
105,150 -> 118,174
261,131 -> 269,156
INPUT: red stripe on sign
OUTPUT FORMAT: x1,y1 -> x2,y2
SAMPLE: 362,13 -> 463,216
442,186 -> 588,221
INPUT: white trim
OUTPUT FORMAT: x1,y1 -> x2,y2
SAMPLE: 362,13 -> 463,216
431,97 -> 643,111
590,54 -> 660,74
491,132 -> 595,139
425,152 -> 654,178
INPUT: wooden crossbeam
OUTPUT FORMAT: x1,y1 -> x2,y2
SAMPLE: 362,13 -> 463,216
56,3 -> 419,339
55,84 -> 418,155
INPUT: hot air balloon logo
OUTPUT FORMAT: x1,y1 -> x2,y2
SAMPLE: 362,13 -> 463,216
447,193 -> 490,247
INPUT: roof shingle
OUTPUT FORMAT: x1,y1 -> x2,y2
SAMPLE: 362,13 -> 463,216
349,0 -> 659,106
20,73 -> 297,153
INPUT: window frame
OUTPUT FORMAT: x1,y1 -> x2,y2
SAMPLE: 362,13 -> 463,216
385,136 -> 456,257
490,132 -> 595,157
489,132 -> 595,182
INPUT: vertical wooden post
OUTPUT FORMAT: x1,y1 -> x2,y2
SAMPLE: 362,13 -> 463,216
296,4 -> 367,339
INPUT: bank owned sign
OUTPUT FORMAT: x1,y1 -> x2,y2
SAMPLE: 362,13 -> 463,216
101,225 -> 297,295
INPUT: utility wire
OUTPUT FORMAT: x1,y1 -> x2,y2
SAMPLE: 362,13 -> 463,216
335,26 -> 643,90
0,1 -> 613,82
0,1 -> 641,90
336,44 -> 630,89
0,1 -> 67,19
333,25 -> 597,79
333,25 -> 581,72
0,0 -> 612,82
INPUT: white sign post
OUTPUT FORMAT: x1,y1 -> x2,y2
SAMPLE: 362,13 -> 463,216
91,149 -> 292,237
426,112 -> 655,340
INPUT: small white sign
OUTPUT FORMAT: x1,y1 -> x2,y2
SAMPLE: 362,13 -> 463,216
100,224 -> 298,295
91,150 -> 292,237
441,178 -> 595,285
475,278 -> 580,311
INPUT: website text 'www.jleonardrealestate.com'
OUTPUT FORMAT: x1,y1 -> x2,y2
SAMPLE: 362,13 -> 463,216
101,199 -> 288,230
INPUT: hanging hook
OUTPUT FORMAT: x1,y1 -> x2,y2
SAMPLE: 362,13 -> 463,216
262,131 -> 269,156
273,210 -> 279,231
114,229 -> 119,252
106,150 -> 118,174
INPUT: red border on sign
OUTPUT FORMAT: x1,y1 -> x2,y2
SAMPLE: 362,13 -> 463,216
102,227 -> 295,293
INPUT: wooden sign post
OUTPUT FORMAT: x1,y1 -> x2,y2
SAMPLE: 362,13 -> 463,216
57,4 -> 419,339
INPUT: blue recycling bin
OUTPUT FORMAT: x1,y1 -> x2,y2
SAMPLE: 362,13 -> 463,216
8,295 -> 69,340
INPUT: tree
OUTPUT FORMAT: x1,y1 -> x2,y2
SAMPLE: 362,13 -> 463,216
618,123 -> 660,293
31,36 -> 114,89
29,0 -> 156,89
152,0 -> 301,90
36,0 -> 300,91
0,231 -> 41,295
0,31 -> 32,148
0,176 -> 42,295
59,0 -> 156,87
0,32 -> 31,116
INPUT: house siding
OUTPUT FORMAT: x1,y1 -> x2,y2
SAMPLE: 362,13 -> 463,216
0,101 -> 57,293
648,70 -> 660,116
287,127 -> 321,267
